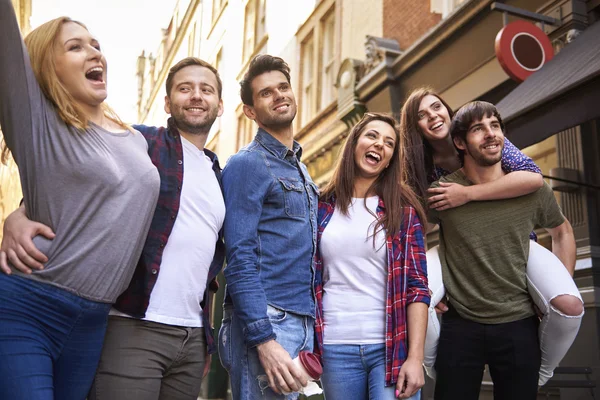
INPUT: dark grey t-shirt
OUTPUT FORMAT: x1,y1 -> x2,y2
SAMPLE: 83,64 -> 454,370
0,0 -> 160,302
428,170 -> 565,323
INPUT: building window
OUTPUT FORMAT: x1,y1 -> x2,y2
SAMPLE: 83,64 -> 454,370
256,0 -> 266,42
237,111 -> 255,151
297,0 -> 337,128
242,0 -> 267,62
320,10 -> 336,108
213,48 -> 223,133
212,0 -> 225,22
188,22 -> 197,56
431,0 -> 468,18
215,48 -> 223,71
300,35 -> 315,126
243,0 -> 256,61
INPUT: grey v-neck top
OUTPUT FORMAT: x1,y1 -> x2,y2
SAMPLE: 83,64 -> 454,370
0,0 -> 160,302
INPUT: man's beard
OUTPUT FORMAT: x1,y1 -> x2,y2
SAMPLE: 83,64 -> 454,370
173,106 -> 219,135
256,106 -> 296,130
466,142 -> 503,166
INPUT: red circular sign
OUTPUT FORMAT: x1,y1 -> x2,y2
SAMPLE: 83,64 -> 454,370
495,20 -> 554,82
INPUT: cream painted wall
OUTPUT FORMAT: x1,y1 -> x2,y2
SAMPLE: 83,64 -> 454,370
139,3 -> 199,128
198,0 -> 247,162
341,0 -> 382,60
11,0 -> 31,31
440,57 -> 510,110
522,136 -> 557,176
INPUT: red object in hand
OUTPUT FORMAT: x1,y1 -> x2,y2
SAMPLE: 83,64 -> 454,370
298,351 -> 323,380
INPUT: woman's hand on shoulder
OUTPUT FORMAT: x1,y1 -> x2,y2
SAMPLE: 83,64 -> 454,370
427,181 -> 471,211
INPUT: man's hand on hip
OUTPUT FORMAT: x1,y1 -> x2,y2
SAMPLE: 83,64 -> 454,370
256,339 -> 307,394
1,205 -> 54,275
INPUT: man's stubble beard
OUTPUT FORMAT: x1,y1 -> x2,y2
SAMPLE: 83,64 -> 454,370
173,106 -> 219,136
466,143 -> 503,167
256,105 -> 297,131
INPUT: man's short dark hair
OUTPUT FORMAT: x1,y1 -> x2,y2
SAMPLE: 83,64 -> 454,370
450,101 -> 505,161
240,54 -> 291,106
165,57 -> 222,99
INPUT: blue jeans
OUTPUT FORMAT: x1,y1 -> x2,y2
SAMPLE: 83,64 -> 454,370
219,305 -> 314,399
0,274 -> 111,400
321,344 -> 421,400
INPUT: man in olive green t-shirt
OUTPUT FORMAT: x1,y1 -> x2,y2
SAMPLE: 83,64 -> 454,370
428,101 -> 576,400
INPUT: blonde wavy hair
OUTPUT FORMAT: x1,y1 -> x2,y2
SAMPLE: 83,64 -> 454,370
1,16 -> 128,164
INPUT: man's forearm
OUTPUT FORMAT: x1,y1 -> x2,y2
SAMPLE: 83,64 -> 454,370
552,232 -> 576,275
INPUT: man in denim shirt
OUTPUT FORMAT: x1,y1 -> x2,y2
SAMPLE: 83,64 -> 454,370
219,55 -> 318,399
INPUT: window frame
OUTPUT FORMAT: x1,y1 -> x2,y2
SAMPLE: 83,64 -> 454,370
296,0 -> 338,129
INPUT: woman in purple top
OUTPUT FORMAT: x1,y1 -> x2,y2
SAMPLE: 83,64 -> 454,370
400,87 -> 584,386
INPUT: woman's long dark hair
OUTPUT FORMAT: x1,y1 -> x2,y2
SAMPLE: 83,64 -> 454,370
321,112 -> 426,237
399,87 -> 454,202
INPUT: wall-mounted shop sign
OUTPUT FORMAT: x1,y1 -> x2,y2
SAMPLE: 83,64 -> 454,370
495,20 -> 554,82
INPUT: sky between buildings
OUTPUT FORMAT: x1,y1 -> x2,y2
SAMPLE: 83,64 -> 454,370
31,0 -> 179,123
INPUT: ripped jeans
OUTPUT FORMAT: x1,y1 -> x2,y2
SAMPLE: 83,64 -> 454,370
424,241 -> 584,386
219,305 -> 314,400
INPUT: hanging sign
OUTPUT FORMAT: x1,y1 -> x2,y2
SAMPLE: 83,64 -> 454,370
495,20 -> 554,82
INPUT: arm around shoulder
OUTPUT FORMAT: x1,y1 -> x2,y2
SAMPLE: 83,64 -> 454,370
466,171 -> 543,202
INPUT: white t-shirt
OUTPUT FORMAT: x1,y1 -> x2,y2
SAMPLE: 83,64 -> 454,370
111,136 -> 225,327
321,196 -> 387,344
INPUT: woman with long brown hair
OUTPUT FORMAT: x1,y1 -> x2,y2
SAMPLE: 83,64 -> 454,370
0,1 -> 159,398
314,112 -> 429,399
401,87 -> 583,385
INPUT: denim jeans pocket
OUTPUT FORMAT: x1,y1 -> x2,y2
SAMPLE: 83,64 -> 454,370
278,177 -> 306,217
266,304 -> 288,323
218,314 -> 233,371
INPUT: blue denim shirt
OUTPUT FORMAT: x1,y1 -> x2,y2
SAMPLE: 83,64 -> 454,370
222,128 -> 318,347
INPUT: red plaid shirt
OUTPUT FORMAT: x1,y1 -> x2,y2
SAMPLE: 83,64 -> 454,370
314,196 -> 430,386
113,118 -> 225,355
